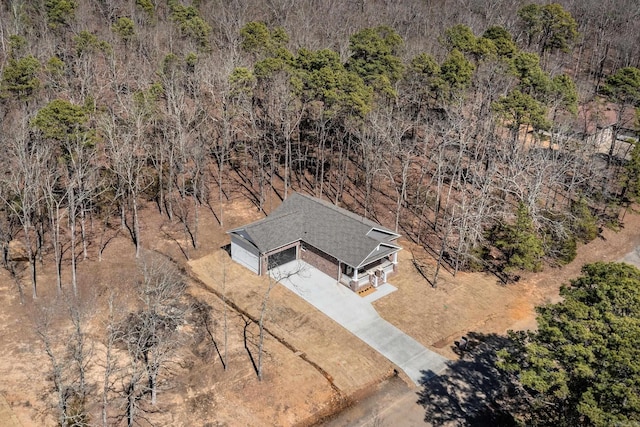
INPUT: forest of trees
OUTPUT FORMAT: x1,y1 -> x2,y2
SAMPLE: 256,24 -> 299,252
1,0 -> 639,296
1,0 -> 640,424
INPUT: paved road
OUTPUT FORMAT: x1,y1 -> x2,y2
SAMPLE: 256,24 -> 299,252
271,261 -> 448,385
621,245 -> 640,268
321,376 -> 427,427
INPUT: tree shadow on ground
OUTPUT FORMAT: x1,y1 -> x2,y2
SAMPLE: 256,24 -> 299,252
418,332 -> 524,426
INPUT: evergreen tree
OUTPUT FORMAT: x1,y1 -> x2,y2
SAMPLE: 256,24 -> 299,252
439,49 -> 475,97
401,53 -> 444,111
31,99 -> 91,143
45,0 -> 78,29
481,26 -> 517,59
495,202 -> 544,272
346,26 -> 404,98
240,21 -> 289,57
498,262 -> 640,426
601,67 -> 640,113
0,56 -> 41,99
293,48 -> 372,118
570,197 -> 599,242
509,52 -> 551,98
518,3 -> 579,56
549,74 -> 578,115
493,89 -> 550,143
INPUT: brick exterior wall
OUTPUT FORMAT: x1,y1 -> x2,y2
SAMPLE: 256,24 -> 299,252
301,243 -> 340,280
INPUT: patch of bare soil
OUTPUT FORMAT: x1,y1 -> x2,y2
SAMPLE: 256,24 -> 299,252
374,209 -> 640,360
0,236 -> 140,426
1,188 -> 639,426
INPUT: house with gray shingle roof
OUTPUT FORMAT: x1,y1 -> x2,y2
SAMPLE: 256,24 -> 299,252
228,192 -> 401,292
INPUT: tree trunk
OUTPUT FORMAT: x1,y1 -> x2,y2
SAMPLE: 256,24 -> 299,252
101,297 -> 115,427
191,201 -> 198,250
149,370 -> 157,405
166,144 -> 175,221
28,245 -> 37,299
81,205 -> 88,260
218,161 -> 225,227
126,383 -> 135,427
257,291 -> 269,381
157,146 -> 165,215
71,212 -> 78,296
22,222 -> 37,299
132,195 -> 140,258
223,260 -> 228,369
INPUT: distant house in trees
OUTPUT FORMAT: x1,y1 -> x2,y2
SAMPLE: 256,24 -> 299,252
579,101 -> 639,159
228,193 -> 401,292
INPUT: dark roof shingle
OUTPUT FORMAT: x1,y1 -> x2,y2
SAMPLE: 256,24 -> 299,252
229,193 -> 400,267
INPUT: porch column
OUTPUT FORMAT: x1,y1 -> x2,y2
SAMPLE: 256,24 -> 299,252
392,252 -> 398,264
353,269 -> 358,282
260,255 -> 268,275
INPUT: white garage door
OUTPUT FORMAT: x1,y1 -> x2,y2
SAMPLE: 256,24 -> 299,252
231,240 -> 260,274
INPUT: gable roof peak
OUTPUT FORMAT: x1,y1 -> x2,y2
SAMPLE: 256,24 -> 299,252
229,191 -> 400,267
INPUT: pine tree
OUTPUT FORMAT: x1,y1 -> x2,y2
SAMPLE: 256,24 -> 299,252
496,202 -> 544,272
498,262 -> 640,426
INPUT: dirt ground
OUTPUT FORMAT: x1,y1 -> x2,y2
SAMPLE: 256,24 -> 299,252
373,209 -> 640,360
1,188 -> 640,426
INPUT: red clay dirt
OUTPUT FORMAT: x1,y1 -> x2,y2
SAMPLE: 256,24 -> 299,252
0,190 -> 639,426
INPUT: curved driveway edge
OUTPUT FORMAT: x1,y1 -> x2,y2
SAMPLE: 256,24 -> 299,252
621,245 -> 640,268
271,261 -> 448,385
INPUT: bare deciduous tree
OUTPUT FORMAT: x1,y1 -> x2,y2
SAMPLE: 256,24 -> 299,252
102,111 -> 151,258
114,253 -> 188,417
35,295 -> 93,426
255,257 -> 305,380
1,122 -> 51,299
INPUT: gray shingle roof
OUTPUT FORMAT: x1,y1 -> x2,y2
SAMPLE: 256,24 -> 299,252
229,192 -> 400,267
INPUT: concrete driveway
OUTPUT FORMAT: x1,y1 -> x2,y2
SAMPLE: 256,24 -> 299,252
621,245 -> 640,268
270,261 -> 448,385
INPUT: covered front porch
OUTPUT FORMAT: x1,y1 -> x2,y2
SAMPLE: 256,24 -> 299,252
339,252 -> 398,292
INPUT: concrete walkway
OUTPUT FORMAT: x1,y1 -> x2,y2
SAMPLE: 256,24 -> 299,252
270,261 -> 448,385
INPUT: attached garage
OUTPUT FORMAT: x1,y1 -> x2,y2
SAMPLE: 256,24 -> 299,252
230,235 -> 260,274
228,193 -> 400,288
267,246 -> 297,269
